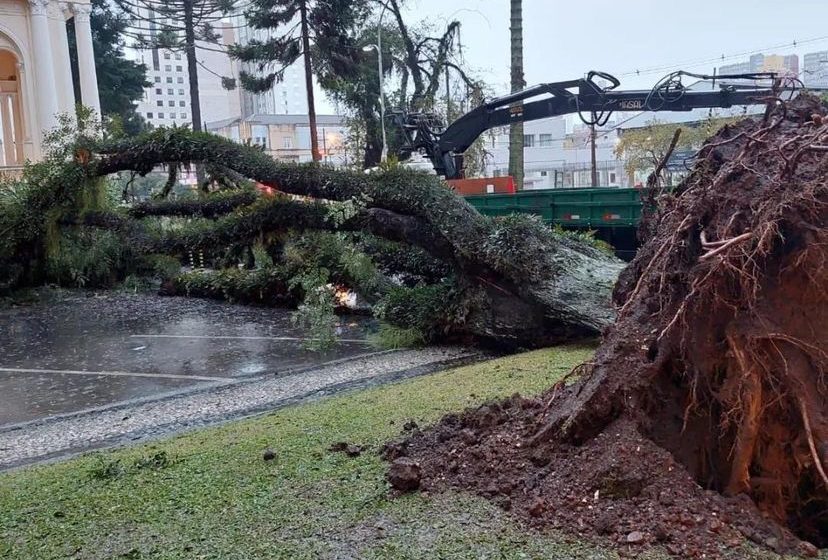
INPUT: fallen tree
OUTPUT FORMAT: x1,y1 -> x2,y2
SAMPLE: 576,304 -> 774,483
390,95 -> 828,556
0,126 -> 622,347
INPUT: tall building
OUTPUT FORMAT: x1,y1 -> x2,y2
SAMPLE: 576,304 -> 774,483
128,17 -> 240,128
803,51 -> 828,88
719,53 -> 799,78
233,16 -> 309,117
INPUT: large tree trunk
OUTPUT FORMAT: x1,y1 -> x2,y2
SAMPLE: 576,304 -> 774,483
85,128 -> 622,346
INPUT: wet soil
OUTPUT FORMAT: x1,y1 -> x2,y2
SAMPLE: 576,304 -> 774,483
395,395 -> 819,558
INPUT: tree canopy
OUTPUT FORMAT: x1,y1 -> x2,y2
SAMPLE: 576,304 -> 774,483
614,116 -> 740,184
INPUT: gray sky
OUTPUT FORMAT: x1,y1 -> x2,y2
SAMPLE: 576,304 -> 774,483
398,0 -> 828,94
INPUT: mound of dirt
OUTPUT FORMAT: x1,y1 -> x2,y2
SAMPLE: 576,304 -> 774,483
388,93 -> 828,558
392,396 -> 814,558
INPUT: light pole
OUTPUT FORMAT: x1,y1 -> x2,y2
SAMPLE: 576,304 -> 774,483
363,43 -> 387,162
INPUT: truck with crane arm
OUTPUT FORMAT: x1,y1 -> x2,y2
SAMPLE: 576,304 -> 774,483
390,71 -> 798,258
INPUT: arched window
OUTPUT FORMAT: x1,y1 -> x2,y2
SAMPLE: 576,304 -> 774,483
0,49 -> 24,167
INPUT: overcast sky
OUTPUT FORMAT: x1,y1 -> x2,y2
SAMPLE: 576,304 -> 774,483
396,0 -> 828,94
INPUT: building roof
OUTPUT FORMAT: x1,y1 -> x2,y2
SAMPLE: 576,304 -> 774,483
206,114 -> 345,131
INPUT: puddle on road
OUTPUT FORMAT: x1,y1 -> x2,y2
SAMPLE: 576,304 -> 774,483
0,292 -> 375,426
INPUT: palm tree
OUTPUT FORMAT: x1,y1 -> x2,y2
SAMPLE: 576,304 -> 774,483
508,0 -> 524,189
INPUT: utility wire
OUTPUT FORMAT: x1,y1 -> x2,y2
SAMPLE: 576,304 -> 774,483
619,35 -> 828,78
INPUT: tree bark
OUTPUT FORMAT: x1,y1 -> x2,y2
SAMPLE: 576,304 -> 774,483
300,0 -> 321,162
508,0 -> 524,189
182,0 -> 206,188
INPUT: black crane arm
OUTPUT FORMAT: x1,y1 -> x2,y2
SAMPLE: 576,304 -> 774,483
392,71 -> 787,179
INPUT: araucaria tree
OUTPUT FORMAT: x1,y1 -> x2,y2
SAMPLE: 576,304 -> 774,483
316,0 -> 483,167
0,122 -> 622,347
231,0 -> 368,162
114,0 -> 234,134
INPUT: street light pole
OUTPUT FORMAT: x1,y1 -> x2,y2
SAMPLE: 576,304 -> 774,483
377,12 -> 387,162
363,43 -> 387,163
364,3 -> 388,163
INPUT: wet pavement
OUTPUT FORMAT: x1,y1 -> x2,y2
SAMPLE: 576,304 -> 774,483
0,292 -> 374,426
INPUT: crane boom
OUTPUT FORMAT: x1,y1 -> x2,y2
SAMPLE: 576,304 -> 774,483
392,71 -> 791,179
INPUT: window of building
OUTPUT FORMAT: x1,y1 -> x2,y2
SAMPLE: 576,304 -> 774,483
165,65 -> 172,72
523,134 -> 535,148
167,88 -> 173,95
156,100 -> 163,106
166,77 -> 173,83
179,100 -> 185,107
164,52 -> 171,60
180,112 -> 187,119
175,53 -> 181,60
158,112 -> 164,118
176,65 -> 183,72
177,77 -> 184,84
283,136 -> 293,149
168,100 -> 175,107
539,134 -> 554,147
155,88 -> 162,95
178,89 -> 185,95
609,172 -> 617,184
146,112 -> 153,119
154,76 -> 161,83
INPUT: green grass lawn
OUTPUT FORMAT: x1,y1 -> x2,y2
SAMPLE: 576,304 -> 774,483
0,346 -> 811,560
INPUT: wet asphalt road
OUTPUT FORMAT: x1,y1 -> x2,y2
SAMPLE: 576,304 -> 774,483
0,292 -> 373,426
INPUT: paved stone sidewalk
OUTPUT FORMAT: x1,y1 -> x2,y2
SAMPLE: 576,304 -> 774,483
0,347 -> 477,470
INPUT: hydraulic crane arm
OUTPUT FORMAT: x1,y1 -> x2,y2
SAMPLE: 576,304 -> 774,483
392,70 -> 790,179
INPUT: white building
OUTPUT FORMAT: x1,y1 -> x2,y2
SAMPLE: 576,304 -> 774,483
234,16 -> 309,117
484,117 -> 626,189
0,0 -> 100,174
128,18 -> 240,128
804,51 -> 828,89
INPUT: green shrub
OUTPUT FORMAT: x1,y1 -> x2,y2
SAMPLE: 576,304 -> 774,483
551,225 -> 615,255
172,267 -> 298,305
44,228 -> 131,288
375,282 -> 457,341
139,254 -> 182,279
289,269 -> 339,351
367,323 -> 426,349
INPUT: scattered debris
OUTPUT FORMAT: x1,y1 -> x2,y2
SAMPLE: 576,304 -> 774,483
387,457 -> 421,492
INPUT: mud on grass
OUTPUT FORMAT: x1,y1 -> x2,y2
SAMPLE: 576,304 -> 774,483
0,346 -> 662,560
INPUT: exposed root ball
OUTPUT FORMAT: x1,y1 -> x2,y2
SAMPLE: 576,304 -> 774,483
392,94 -> 828,557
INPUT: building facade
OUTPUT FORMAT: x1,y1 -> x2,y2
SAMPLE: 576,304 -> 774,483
0,0 -> 99,173
719,53 -> 799,78
803,51 -> 828,88
483,117 -> 627,189
207,114 -> 346,165
233,16 -> 309,117
128,18 -> 240,128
